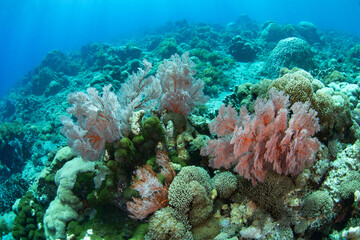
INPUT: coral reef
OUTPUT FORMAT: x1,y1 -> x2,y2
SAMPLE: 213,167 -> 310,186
1,16 -> 360,240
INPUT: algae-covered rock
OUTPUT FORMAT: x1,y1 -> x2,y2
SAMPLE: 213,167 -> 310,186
228,35 -> 257,62
157,38 -> 178,58
295,21 -> 322,44
263,37 -> 315,78
146,207 -> 193,240
259,22 -> 292,43
346,44 -> 360,71
270,69 -> 352,137
143,116 -> 164,141
130,223 -> 149,240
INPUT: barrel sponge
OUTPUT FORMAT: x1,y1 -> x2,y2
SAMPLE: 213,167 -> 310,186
168,166 -> 213,226
301,190 -> 333,218
145,207 -> 193,240
212,172 -> 238,199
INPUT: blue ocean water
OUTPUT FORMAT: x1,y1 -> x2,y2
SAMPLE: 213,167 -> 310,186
0,0 -> 359,97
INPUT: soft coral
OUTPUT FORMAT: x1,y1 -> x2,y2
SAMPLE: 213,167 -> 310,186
60,85 -> 123,161
126,150 -> 175,220
157,52 -> 209,117
201,90 -> 320,185
60,60 -> 162,161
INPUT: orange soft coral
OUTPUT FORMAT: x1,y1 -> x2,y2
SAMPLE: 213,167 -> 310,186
126,150 -> 175,220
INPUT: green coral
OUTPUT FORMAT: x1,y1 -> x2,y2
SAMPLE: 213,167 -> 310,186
196,64 -> 229,96
12,192 -> 45,240
0,216 -> 12,237
168,166 -> 213,226
157,38 -> 178,58
73,172 -> 96,199
132,135 -> 145,146
123,187 -> 140,201
101,116 -> 166,183
31,67 -> 57,95
146,167 -> 219,240
169,154 -> 187,167
241,172 -> 295,220
70,166 -> 139,239
88,173 -> 117,207
190,48 -> 233,66
143,116 -> 164,141
115,137 -> 136,168
190,37 -> 211,50
123,116 -> 165,164
130,223 -> 149,240
192,216 -> 220,240
225,82 -> 253,109
162,112 -> 187,133
324,70 -> 346,85
269,68 -> 352,135
270,68 -> 314,103
346,44 -> 360,71
66,205 -> 132,240
339,171 -> 360,200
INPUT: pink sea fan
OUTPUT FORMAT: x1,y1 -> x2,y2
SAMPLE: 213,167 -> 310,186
201,137 -> 237,170
209,104 -> 239,137
156,150 -> 176,185
61,60 -> 162,161
60,85 -> 124,161
157,52 -> 209,117
201,89 -> 321,185
119,59 -> 162,114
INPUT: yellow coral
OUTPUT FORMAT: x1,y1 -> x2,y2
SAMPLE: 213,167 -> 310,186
270,69 -> 314,103
270,68 -> 337,130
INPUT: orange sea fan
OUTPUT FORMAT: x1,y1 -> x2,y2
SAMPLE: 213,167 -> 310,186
126,150 -> 175,220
